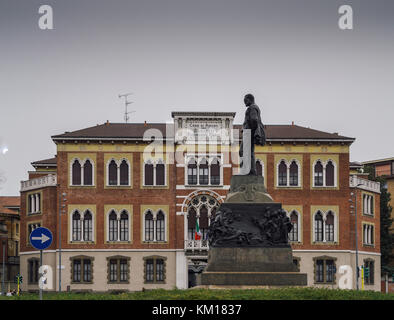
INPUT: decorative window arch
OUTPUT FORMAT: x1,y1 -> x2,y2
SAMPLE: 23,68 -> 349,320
119,210 -> 129,241
185,155 -> 222,186
107,158 -> 131,186
72,160 -> 82,185
71,209 -> 94,242
277,159 -> 300,187
143,209 -> 167,242
106,209 -> 131,242
186,194 -> 220,241
313,159 -> 337,187
256,159 -> 264,177
287,210 -> 300,242
70,158 -> 95,186
313,209 -> 338,243
144,159 -> 166,186
363,194 -> 374,215
210,158 -> 221,185
363,223 -> 374,245
72,211 -> 82,241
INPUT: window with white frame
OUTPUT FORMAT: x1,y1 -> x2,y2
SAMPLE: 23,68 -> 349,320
313,160 -> 337,187
27,193 -> 41,214
144,159 -> 166,186
72,210 -> 94,242
71,158 -> 94,186
286,210 -> 301,242
107,159 -> 130,186
28,222 -> 41,245
363,194 -> 374,215
106,209 -> 130,242
313,210 -> 337,243
185,156 -> 222,186
363,224 -> 374,245
143,209 -> 167,242
277,159 -> 300,187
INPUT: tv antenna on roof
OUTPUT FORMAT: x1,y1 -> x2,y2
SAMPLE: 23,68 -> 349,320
118,92 -> 135,123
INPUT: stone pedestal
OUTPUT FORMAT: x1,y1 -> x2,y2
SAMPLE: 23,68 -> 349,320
199,175 -> 307,287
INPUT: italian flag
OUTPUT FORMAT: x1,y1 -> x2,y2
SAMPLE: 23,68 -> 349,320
195,218 -> 202,240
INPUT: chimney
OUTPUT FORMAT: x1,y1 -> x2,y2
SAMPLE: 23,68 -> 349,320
105,120 -> 109,126
144,121 -> 147,127
291,121 -> 294,126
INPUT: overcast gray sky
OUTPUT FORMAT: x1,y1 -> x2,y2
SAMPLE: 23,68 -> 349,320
0,0 -> 393,195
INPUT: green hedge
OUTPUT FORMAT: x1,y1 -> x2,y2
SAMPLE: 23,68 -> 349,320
1,287 -> 394,300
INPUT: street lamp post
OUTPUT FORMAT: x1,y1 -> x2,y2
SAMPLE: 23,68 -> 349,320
58,192 -> 66,292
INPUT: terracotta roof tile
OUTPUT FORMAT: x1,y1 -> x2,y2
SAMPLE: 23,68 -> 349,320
0,196 -> 20,215
52,122 -> 354,142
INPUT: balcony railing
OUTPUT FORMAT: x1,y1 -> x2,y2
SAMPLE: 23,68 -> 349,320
349,175 -> 380,194
185,239 -> 209,251
20,174 -> 57,192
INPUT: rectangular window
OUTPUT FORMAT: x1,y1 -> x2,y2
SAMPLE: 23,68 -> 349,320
83,259 -> 91,282
73,260 -> 81,282
146,259 -> 154,282
315,258 -> 336,284
28,259 -> 39,284
156,259 -> 164,282
120,260 -> 128,282
110,260 -> 117,282
315,260 -> 324,283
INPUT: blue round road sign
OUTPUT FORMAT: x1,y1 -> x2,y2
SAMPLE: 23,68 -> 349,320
30,227 -> 53,250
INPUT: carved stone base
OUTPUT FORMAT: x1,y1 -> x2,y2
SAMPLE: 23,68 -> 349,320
198,271 -> 307,286
205,247 -> 298,272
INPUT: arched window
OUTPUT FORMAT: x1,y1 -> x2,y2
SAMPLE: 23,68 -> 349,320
210,158 -> 220,185
256,160 -> 263,176
289,211 -> 298,242
156,162 -> 165,186
199,206 -> 209,240
314,211 -> 323,242
119,160 -> 129,186
314,161 -> 323,186
156,211 -> 165,241
199,158 -> 209,185
72,160 -> 81,185
187,207 -> 196,240
109,210 -> 118,241
119,211 -> 129,241
83,160 -> 93,185
325,161 -> 335,186
278,160 -> 287,186
325,211 -> 334,242
187,159 -> 197,185
144,162 -> 154,186
72,211 -> 81,241
145,211 -> 154,241
109,160 -> 118,186
289,161 -> 298,186
83,211 -> 93,241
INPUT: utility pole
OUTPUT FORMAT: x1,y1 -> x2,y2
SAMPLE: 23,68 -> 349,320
118,93 -> 135,123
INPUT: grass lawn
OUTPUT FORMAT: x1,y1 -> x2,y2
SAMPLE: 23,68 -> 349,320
1,287 -> 394,300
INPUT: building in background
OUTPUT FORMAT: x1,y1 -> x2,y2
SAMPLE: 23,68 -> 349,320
19,112 -> 381,292
0,196 -> 20,292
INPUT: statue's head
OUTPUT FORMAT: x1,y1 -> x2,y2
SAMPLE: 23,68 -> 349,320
244,94 -> 255,107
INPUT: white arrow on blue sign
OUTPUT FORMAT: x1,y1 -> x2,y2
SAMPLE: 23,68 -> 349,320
30,227 -> 53,250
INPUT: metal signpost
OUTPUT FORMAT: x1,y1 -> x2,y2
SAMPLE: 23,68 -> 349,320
29,227 -> 53,300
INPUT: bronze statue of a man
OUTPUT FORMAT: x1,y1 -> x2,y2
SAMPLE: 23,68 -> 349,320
239,94 -> 266,175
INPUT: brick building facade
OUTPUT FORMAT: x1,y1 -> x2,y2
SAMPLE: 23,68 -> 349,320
19,112 -> 381,292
